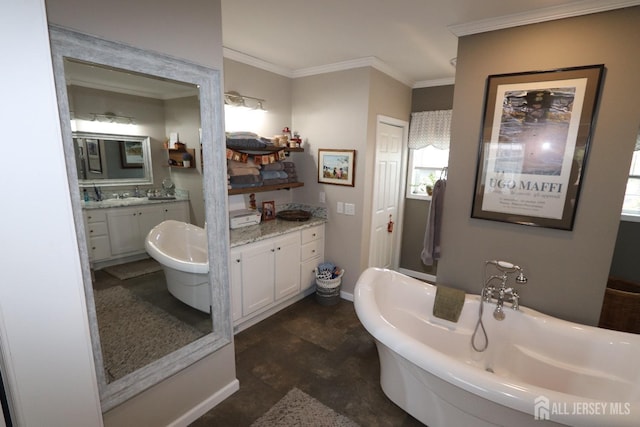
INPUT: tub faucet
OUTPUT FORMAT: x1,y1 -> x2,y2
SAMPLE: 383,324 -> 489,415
482,260 -> 527,321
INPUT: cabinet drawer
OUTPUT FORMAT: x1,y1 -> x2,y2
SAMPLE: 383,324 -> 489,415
301,225 -> 324,244
89,235 -> 111,261
87,221 -> 108,236
300,255 -> 322,292
301,239 -> 323,261
85,210 -> 107,223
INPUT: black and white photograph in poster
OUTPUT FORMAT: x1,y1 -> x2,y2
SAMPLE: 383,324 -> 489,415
471,65 -> 604,230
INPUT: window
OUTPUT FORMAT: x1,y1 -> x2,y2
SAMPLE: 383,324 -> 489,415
406,110 -> 451,200
622,145 -> 640,218
407,145 -> 449,199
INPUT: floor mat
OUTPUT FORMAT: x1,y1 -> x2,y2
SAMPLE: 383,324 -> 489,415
103,258 -> 162,280
251,388 -> 359,427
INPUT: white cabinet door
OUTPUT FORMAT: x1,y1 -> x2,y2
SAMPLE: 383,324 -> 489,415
137,205 -> 166,242
163,201 -> 190,222
241,239 -> 275,316
229,247 -> 243,322
274,233 -> 301,300
107,207 -> 141,255
107,205 -> 165,255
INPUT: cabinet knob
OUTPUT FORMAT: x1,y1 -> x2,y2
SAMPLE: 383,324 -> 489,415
235,259 -> 241,263
312,233 -> 316,237
277,247 -> 281,251
89,230 -> 94,233
311,249 -> 315,253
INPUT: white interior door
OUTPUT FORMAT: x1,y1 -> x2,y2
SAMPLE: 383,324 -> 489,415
369,118 -> 406,269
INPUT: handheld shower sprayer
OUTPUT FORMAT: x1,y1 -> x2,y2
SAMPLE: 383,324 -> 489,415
486,260 -> 528,284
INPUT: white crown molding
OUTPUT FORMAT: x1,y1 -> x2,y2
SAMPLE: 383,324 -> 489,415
292,56 -> 413,87
223,47 -> 294,78
449,0 -> 640,36
413,77 -> 455,89
224,48 -> 414,87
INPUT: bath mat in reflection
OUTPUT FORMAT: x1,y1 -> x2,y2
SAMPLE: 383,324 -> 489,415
103,258 -> 162,280
251,388 -> 359,427
93,286 -> 203,382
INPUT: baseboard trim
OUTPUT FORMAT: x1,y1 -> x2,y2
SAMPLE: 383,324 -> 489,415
340,290 -> 354,302
168,379 -> 240,427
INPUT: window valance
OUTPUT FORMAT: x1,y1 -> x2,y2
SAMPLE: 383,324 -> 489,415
408,109 -> 452,150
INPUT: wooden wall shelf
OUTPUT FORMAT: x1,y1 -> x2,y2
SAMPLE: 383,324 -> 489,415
228,182 -> 304,195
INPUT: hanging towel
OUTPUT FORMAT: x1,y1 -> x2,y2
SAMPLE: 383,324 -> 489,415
433,285 -> 465,322
421,179 -> 446,266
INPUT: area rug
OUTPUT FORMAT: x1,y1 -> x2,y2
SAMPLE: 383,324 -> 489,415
93,286 -> 204,382
103,258 -> 163,280
251,388 -> 359,427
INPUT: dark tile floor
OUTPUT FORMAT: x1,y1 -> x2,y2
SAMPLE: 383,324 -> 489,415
190,296 -> 424,426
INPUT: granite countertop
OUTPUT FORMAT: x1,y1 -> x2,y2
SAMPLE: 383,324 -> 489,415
229,216 -> 326,247
82,195 -> 189,210
229,204 -> 327,247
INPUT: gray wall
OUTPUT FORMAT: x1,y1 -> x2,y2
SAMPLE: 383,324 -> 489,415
292,68 -> 411,293
438,7 -> 640,326
399,85 -> 454,275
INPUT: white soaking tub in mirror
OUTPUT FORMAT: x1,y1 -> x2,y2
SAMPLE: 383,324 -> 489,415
354,267 -> 640,427
145,220 -> 210,313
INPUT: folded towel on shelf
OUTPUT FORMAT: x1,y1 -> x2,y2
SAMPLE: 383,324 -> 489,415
260,170 -> 288,180
287,177 -> 298,183
226,137 -> 270,149
261,162 -> 285,171
433,285 -> 465,322
229,174 -> 263,185
262,178 -> 288,186
229,182 -> 264,189
228,167 -> 261,176
228,158 -> 261,169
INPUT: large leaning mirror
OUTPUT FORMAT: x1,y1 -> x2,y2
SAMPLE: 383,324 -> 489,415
49,26 -> 231,411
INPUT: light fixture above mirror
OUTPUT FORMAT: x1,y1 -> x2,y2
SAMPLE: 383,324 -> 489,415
224,90 -> 266,111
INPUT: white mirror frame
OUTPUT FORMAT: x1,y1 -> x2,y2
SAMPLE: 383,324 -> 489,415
73,132 -> 154,187
49,26 -> 232,411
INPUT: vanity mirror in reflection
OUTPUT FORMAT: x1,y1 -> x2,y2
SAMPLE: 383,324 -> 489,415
50,26 -> 231,411
73,132 -> 152,185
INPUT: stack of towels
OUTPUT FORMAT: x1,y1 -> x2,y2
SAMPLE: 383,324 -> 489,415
259,161 -> 299,185
283,161 -> 298,183
227,158 -> 263,190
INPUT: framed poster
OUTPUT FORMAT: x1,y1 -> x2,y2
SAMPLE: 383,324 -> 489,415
120,140 -> 144,168
471,64 -> 605,230
86,139 -> 102,174
318,149 -> 356,187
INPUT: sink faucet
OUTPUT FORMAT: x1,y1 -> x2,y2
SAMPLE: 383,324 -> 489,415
93,185 -> 103,201
482,260 -> 527,320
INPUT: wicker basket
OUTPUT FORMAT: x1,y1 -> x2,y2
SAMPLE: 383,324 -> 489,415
598,277 -> 640,334
315,270 -> 344,306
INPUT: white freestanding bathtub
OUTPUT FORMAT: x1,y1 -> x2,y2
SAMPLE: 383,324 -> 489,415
354,267 -> 640,427
145,220 -> 210,313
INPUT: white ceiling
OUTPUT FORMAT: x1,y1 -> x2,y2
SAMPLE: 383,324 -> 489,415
221,0 -> 640,87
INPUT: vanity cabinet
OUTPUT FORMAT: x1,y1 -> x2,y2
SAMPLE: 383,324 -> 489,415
108,205 -> 165,255
237,233 -> 300,317
84,210 -> 111,261
300,225 -> 325,292
83,200 -> 189,265
230,223 -> 325,331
